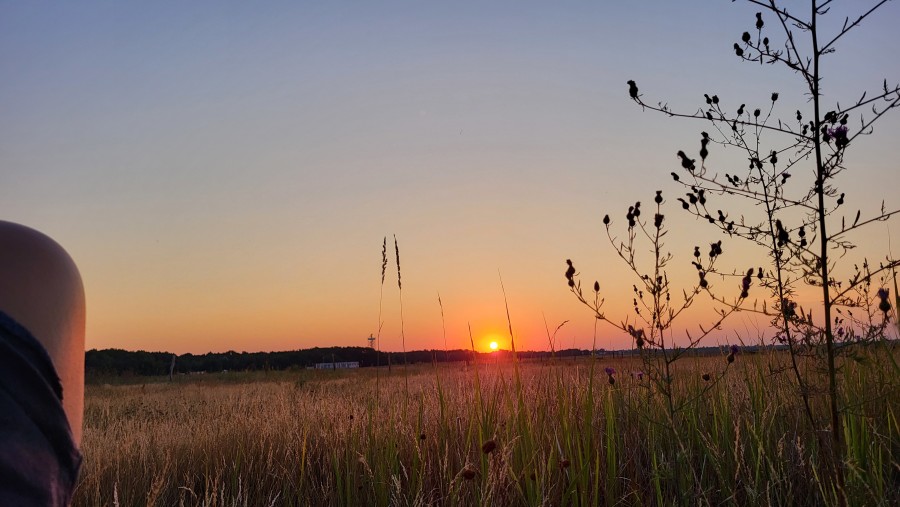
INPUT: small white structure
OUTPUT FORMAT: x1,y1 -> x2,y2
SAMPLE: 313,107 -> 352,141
314,361 -> 360,370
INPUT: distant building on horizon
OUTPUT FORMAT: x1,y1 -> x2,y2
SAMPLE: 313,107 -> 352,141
314,361 -> 360,370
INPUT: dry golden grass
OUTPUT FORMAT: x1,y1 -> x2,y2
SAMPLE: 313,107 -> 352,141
74,351 -> 899,506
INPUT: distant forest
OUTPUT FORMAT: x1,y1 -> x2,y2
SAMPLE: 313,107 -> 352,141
82,344 -> 777,378
84,346 -> 596,378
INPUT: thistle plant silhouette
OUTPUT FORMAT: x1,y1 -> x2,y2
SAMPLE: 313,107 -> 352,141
607,1 -> 900,504
566,197 -> 743,400
566,192 -> 745,490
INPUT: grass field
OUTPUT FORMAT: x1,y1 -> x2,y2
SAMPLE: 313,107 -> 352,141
74,349 -> 899,506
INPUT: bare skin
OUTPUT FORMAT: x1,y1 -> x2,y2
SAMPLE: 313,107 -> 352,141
0,221 -> 85,446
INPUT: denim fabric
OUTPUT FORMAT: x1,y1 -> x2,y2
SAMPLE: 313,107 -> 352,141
0,311 -> 81,506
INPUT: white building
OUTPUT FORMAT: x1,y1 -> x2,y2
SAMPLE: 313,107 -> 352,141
314,361 -> 360,370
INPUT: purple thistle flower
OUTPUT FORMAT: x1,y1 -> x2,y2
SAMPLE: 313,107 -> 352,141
826,125 -> 848,138
730,344 -> 740,355
604,367 -> 616,376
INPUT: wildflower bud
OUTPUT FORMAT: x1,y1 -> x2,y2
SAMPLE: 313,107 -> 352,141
671,172 -> 680,182
704,94 -> 712,105
655,191 -> 663,204
837,193 -> 844,206
594,281 -> 600,293
603,214 -> 610,225
702,373 -> 711,382
754,108 -> 761,118
734,44 -> 744,57
755,12 -> 764,30
771,92 -> 779,102
560,459 -> 571,469
741,32 -> 751,43
796,110 -> 802,122
482,440 -> 497,454
878,288 -> 891,314
627,80 -> 639,99
712,95 -> 719,105
770,150 -> 777,165
727,353 -> 735,364
763,37 -> 769,47
654,213 -> 664,228
775,220 -> 789,246
462,466 -> 477,480
565,259 -> 576,282
782,298 -> 796,319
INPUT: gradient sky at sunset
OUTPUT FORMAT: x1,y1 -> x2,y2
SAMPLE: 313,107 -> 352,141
3,1 -> 898,354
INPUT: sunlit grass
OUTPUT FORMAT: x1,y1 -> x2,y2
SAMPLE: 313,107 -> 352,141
74,349 -> 899,506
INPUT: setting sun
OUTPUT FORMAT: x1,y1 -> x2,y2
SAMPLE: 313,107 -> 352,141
489,341 -> 498,351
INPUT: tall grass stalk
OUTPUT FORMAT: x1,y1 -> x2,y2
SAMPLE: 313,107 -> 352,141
394,235 -> 409,401
375,236 -> 387,403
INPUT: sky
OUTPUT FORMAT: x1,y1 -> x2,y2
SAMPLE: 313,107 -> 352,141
2,1 -> 898,354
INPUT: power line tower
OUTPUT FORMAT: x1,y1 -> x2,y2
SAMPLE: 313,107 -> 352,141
367,334 -> 376,349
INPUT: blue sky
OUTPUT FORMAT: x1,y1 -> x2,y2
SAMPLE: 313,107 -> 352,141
2,1 -> 898,353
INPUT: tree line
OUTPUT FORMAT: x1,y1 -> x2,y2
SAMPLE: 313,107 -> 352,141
84,346 -> 600,377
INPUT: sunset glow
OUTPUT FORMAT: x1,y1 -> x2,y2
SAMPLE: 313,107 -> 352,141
489,341 -> 499,351
2,2 -> 898,354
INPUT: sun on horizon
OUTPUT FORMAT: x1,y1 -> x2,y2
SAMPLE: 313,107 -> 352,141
489,341 -> 498,351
